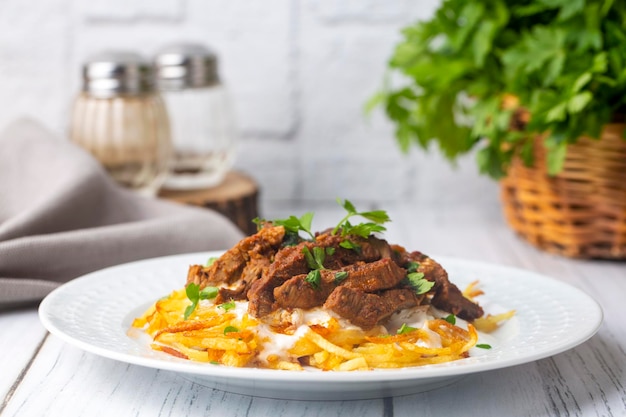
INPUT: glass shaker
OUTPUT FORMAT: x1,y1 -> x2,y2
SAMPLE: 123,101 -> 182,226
154,43 -> 237,190
69,51 -> 172,196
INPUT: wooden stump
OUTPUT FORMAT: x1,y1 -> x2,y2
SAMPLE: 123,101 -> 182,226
158,171 -> 260,235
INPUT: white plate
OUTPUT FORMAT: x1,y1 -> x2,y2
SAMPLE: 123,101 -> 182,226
39,251 -> 603,400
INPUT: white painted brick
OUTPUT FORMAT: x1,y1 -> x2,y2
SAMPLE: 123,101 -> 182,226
0,0 -> 499,209
69,0 -> 295,137
304,0 -> 438,23
233,139 -> 301,201
184,0 -> 296,137
0,0 -> 71,134
81,0 -> 183,21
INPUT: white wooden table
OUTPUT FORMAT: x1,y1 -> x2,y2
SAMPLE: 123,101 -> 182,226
1,201 -> 625,417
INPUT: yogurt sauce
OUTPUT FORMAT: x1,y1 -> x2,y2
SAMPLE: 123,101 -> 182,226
201,299 -> 444,363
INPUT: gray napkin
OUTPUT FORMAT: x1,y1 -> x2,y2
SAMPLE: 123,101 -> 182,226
0,119 -> 244,310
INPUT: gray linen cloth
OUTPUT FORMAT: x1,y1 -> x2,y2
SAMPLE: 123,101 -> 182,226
0,119 -> 244,310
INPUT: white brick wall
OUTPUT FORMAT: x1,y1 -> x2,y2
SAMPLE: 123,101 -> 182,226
0,0 -> 499,210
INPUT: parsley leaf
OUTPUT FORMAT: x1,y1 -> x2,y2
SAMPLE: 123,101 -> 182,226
397,323 -> 417,334
305,270 -> 322,289
302,246 -> 326,270
406,272 -> 434,295
476,343 -> 492,349
273,213 -> 315,240
200,286 -> 219,299
332,198 -> 390,237
406,261 -> 420,273
302,246 -> 327,290
334,271 -> 349,284
218,301 -> 236,312
223,326 -> 239,335
184,283 -> 219,320
444,314 -> 457,325
339,239 -> 361,252
184,283 -> 200,320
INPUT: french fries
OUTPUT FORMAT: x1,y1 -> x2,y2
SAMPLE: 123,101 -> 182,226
131,286 -> 498,371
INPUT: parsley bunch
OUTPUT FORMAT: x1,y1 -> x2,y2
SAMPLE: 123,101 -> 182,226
374,0 -> 626,178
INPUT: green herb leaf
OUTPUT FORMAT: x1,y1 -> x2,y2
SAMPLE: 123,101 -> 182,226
339,239 -> 361,252
444,314 -> 457,325
199,286 -> 219,300
282,231 -> 302,247
206,257 -> 218,267
184,283 -> 201,320
397,323 -> 417,334
223,326 -> 239,335
183,302 -> 197,320
332,199 -> 390,237
305,270 -> 322,290
406,261 -> 420,273
334,271 -> 349,284
218,301 -> 236,312
406,272 -> 434,295
313,247 -> 326,269
476,343 -> 492,349
274,213 -> 315,240
186,282 -> 200,303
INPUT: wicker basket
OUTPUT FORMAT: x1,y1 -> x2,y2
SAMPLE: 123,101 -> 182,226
500,123 -> 626,259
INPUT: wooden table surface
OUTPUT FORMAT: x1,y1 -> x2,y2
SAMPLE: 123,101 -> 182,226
1,201 -> 625,417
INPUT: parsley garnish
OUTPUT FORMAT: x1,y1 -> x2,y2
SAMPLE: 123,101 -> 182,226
305,269 -> 322,289
406,272 -> 434,295
273,212 -> 315,240
332,199 -> 390,238
184,283 -> 219,320
302,246 -> 326,270
206,257 -> 218,267
223,326 -> 239,335
334,271 -> 348,284
218,301 -> 236,312
302,246 -> 327,290
339,239 -> 361,252
406,261 -> 420,273
476,344 -> 492,349
397,323 -> 417,334
444,314 -> 457,325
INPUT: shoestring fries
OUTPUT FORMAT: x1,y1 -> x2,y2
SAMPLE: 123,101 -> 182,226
131,287 -> 488,371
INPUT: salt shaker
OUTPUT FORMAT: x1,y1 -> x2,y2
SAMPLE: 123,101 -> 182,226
69,51 -> 172,196
154,43 -> 237,190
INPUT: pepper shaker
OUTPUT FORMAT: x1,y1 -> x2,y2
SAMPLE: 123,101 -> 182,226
154,43 -> 237,190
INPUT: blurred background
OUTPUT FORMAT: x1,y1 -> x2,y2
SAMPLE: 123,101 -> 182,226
0,0 -> 497,213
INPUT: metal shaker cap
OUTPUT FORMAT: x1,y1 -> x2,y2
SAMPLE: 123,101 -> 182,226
153,43 -> 220,90
82,51 -> 153,97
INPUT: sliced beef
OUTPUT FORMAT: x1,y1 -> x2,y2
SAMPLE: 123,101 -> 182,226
273,258 -> 407,310
315,232 -> 393,269
248,233 -> 396,318
186,225 -> 285,288
323,287 -> 419,330
247,240 -> 315,317
405,252 -> 484,321
216,253 -> 271,303
273,270 -> 337,310
341,258 -> 407,292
